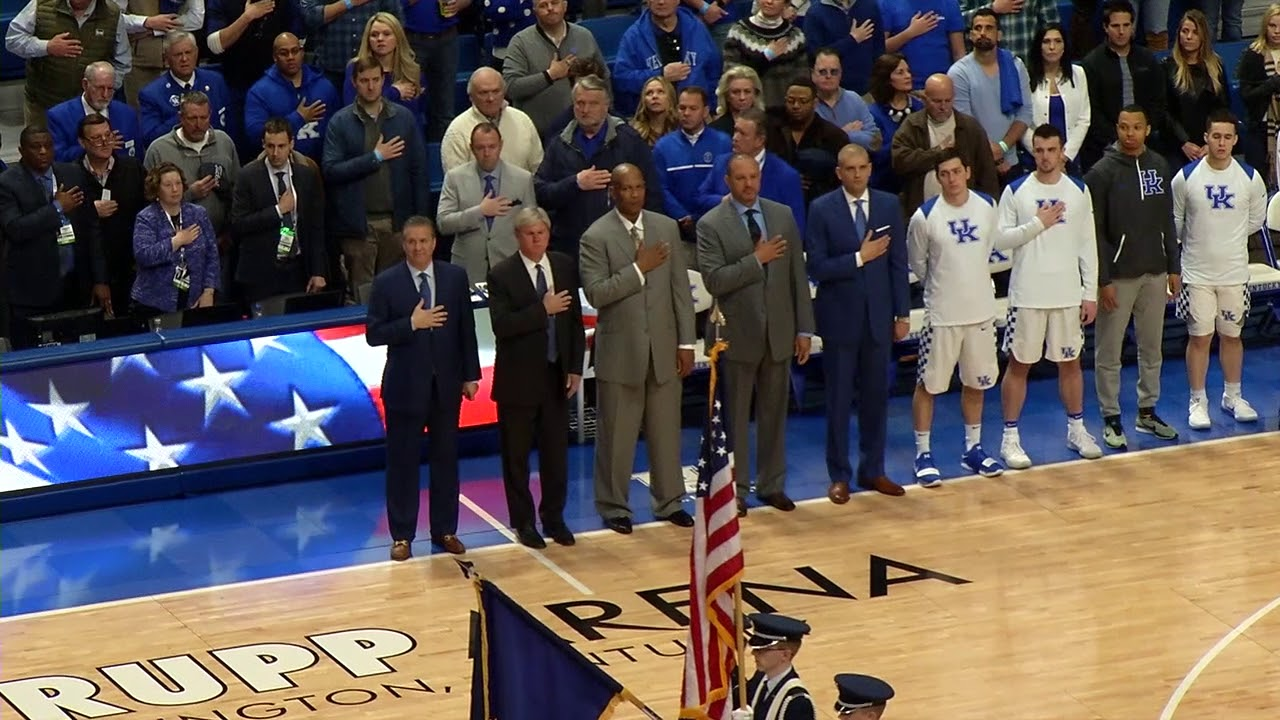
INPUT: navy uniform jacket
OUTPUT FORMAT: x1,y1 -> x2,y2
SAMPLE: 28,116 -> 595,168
735,668 -> 815,720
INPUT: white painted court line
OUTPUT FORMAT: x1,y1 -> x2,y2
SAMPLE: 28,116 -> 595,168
1,430 -> 1273,624
457,493 -> 593,595
1157,593 -> 1280,720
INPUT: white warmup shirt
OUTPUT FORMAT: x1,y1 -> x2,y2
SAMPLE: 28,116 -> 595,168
997,172 -> 1099,308
907,190 -> 1047,326
1171,158 -> 1267,286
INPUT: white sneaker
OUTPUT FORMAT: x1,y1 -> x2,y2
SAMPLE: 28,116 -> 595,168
1188,398 -> 1211,430
1067,426 -> 1103,459
1000,436 -> 1032,469
1223,395 -> 1259,422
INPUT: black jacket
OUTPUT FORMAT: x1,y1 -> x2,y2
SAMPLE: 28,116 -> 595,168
1235,47 -> 1280,130
80,155 -> 145,304
1163,56 -> 1232,148
1079,43 -> 1168,168
230,156 -> 327,288
1083,145 -> 1180,285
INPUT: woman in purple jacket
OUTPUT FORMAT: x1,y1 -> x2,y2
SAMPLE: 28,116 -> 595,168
131,163 -> 220,317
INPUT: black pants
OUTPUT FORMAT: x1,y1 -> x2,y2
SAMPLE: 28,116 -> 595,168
384,379 -> 463,542
497,363 -> 570,531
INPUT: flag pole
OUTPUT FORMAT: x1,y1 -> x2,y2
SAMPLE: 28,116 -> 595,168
734,581 -> 747,710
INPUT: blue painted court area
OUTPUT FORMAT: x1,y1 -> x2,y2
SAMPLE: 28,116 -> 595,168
3,346 -> 1277,617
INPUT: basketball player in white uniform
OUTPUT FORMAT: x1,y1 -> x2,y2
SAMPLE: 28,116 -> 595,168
907,150 -> 1063,486
1171,109 -> 1266,429
997,124 -> 1103,469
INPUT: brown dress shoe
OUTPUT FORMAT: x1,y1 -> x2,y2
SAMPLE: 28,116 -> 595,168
431,534 -> 467,554
828,481 -> 851,505
858,476 -> 905,497
390,540 -> 412,561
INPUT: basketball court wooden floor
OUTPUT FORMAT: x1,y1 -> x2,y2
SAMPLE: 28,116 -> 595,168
2,433 -> 1277,720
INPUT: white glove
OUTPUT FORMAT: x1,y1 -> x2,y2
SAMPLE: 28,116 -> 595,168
731,709 -> 753,720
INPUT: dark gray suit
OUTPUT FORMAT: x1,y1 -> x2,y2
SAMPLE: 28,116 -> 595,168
696,197 -> 815,496
436,158 -> 537,285
580,209 -> 696,519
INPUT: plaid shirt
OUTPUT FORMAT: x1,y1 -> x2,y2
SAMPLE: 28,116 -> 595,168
960,0 -> 1060,64
299,0 -> 404,74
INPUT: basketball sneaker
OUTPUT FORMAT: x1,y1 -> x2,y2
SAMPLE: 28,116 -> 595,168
1000,436 -> 1032,469
1102,415 -> 1127,449
961,444 -> 1004,477
1222,395 -> 1259,422
1188,397 -> 1211,430
1066,426 -> 1103,459
914,453 -> 941,488
1136,410 -> 1178,440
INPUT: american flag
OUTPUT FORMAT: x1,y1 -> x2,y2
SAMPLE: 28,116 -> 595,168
679,344 -> 745,720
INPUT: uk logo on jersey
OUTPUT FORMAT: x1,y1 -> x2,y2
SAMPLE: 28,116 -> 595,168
1035,198 -> 1066,224
1139,169 -> 1165,197
947,219 -> 979,244
1205,184 -> 1235,209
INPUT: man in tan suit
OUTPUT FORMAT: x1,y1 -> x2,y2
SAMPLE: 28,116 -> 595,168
579,163 -> 696,534
437,123 -> 538,285
696,153 -> 815,518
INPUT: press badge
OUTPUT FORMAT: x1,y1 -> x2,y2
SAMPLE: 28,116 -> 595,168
276,226 -> 296,260
57,222 -> 76,245
173,263 -> 191,291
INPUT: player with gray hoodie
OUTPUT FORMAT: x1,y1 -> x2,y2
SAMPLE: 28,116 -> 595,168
1083,103 -> 1182,450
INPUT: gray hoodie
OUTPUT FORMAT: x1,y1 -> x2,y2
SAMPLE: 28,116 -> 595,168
502,23 -> 608,135
1083,144 -> 1181,285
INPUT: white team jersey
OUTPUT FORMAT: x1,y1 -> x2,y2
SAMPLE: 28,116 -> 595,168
997,173 -> 1098,308
908,190 -> 1047,326
1172,158 -> 1267,286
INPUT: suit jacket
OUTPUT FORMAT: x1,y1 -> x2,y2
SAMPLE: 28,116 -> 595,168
695,197 -> 814,364
0,163 -> 106,308
230,157 -> 327,287
486,250 -> 586,405
365,261 -> 482,415
804,187 -> 910,346
436,159 -> 538,285
580,209 -> 696,386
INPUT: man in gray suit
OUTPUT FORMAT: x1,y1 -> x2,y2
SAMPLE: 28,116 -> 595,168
436,123 -> 538,285
697,153 -> 815,517
580,163 -> 697,534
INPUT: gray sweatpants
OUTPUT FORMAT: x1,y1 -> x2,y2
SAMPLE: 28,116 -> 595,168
1094,273 -> 1169,418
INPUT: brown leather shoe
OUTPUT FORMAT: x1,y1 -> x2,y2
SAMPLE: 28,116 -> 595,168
431,534 -> 467,554
858,476 -> 905,497
390,540 -> 412,561
827,481 -> 851,505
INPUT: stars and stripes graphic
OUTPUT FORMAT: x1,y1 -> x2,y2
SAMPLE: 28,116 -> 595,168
680,342 -> 745,720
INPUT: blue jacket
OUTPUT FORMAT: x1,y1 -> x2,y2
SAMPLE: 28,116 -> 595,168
868,97 -> 922,194
534,116 -> 663,256
652,126 -> 731,221
612,8 -> 722,115
322,101 -> 429,237
804,0 -> 884,95
341,62 -> 427,130
400,0 -> 458,34
245,65 -> 341,161
139,69 -> 236,149
695,151 -> 807,237
46,98 -> 141,162
804,187 -> 909,346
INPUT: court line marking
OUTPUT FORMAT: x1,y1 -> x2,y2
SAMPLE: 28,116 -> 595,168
0,429 -> 1274,625
457,493 -> 593,595
1157,593 -> 1280,719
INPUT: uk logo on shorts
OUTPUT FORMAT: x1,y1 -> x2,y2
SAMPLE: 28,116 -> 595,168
1061,346 -> 1077,360
1204,184 -> 1235,210
947,219 -> 979,244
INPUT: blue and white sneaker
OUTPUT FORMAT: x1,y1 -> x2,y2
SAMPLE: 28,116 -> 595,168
961,444 -> 1005,477
914,452 -> 942,488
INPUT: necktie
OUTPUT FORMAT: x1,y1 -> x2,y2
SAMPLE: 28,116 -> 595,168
535,263 -> 557,362
419,271 -> 432,308
853,198 -> 867,240
483,174 -> 496,230
42,173 -> 75,276
744,208 -> 762,242
630,224 -> 643,251
275,171 -> 288,199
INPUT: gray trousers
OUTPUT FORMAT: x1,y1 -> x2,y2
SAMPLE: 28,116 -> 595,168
725,356 -> 791,498
1094,273 -> 1168,417
593,361 -> 685,520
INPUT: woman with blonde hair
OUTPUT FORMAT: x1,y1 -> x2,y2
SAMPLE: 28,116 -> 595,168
630,76 -> 678,146
1237,4 -> 1280,187
343,12 -> 426,127
710,65 -> 765,134
1164,9 -> 1231,166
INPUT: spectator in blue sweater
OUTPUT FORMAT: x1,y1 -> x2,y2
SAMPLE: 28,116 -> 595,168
245,33 -> 341,162
695,107 -> 807,235
652,86 -> 731,262
812,49 -> 881,150
139,32 -> 235,151
46,62 -> 141,162
803,0 -> 884,95
612,0 -> 722,116
534,74 -> 662,256
865,52 -> 922,194
341,12 -> 427,131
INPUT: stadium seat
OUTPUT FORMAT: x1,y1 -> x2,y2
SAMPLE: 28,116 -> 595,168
580,14 -> 636,62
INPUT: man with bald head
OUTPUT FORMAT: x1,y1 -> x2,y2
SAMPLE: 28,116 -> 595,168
806,144 -> 912,502
442,67 -> 544,174
245,32 -> 341,161
697,152 -> 814,517
890,73 -> 998,217
579,163 -> 696,534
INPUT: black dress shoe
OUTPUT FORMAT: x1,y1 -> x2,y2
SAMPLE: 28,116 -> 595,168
543,523 -> 576,546
603,516 -> 633,534
736,498 -> 748,517
515,526 -> 546,549
758,492 -> 796,511
657,510 -> 695,527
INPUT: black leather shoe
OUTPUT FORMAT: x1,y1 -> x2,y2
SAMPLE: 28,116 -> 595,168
657,510 -> 695,527
603,516 -> 633,534
736,498 -> 748,517
543,523 -> 576,546
515,526 -> 546,549
758,492 -> 796,512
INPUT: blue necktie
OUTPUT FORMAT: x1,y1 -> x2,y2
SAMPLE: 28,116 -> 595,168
535,263 -> 557,362
854,198 -> 867,241
418,271 -> 432,308
41,173 -> 74,276
483,174 -> 496,230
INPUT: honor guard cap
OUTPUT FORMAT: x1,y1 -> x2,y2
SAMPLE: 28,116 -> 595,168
745,614 -> 811,648
833,674 -> 894,714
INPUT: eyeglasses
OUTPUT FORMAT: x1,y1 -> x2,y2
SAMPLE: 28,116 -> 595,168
83,134 -> 114,146
814,68 -> 840,77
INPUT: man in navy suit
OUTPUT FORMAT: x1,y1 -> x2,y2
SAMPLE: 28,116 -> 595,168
805,144 -> 911,503
365,216 -> 482,560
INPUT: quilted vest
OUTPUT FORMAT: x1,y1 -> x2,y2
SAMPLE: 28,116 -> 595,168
28,0 -> 120,109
